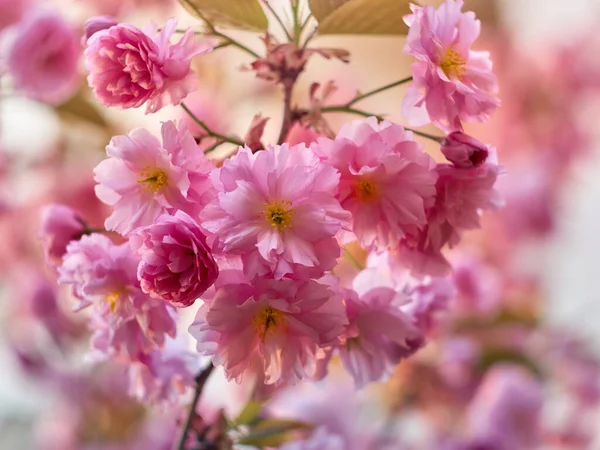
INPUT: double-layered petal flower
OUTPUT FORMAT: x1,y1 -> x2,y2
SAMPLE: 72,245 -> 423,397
200,144 -> 350,279
94,120 -> 215,235
129,211 -> 218,307
312,118 -> 438,251
402,0 -> 499,129
189,276 -> 347,385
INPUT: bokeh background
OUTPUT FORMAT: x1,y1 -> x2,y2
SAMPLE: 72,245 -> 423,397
2,0 -> 600,448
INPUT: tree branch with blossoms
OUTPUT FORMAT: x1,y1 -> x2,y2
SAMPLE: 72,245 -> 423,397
28,0 -> 504,448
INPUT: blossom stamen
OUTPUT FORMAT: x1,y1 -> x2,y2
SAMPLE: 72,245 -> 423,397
106,291 -> 120,312
440,47 -> 466,79
253,306 -> 284,341
138,168 -> 168,192
355,178 -> 380,202
264,200 -> 294,230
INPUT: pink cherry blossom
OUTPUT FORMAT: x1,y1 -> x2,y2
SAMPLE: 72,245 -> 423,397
129,211 -> 219,308
94,120 -> 215,235
433,162 -> 502,235
312,118 -> 438,251
200,144 -> 350,280
89,299 -> 176,361
39,204 -> 86,267
84,18 -> 211,113
7,11 -> 80,105
336,282 -> 423,388
58,233 -> 139,311
397,160 -> 501,276
189,276 -> 347,385
59,233 -> 176,360
402,0 -> 499,129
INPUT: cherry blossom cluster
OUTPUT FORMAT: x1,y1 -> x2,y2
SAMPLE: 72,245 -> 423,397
34,0 -> 501,397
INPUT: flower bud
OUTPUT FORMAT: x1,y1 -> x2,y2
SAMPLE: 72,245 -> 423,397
441,131 -> 488,168
82,16 -> 118,44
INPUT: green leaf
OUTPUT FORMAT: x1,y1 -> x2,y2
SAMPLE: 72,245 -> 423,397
237,418 -> 311,447
231,401 -> 262,428
308,0 -> 352,21
316,0 -> 413,35
178,0 -> 269,31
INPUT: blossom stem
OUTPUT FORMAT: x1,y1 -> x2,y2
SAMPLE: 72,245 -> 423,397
175,363 -> 215,450
261,0 -> 293,42
319,106 -> 443,143
291,0 -> 302,46
405,128 -> 444,143
346,77 -> 413,107
277,79 -> 296,144
173,29 -> 259,58
181,103 -> 244,147
320,105 -> 383,119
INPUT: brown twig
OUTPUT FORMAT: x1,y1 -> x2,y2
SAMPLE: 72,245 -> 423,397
174,363 -> 215,450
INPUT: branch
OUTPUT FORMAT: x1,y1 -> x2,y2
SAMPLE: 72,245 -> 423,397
181,103 -> 245,147
277,79 -> 295,144
346,77 -> 413,107
175,363 -> 215,450
316,105 -> 444,143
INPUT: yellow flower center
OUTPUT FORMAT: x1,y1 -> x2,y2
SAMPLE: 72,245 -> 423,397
354,178 -> 380,202
440,47 -> 466,79
138,168 -> 168,192
253,306 -> 284,341
106,292 -> 120,312
264,200 -> 294,230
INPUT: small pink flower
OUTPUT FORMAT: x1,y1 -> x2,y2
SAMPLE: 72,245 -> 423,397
89,298 -> 176,361
84,18 -> 211,113
433,162 -> 502,233
59,234 -> 176,360
395,161 -> 501,276
336,281 -> 423,388
82,15 -> 118,44
441,131 -> 489,168
129,211 -> 219,308
312,118 -> 438,251
39,204 -> 86,266
200,144 -> 350,280
94,120 -> 215,235
402,0 -> 499,129
7,11 -> 80,105
189,276 -> 347,385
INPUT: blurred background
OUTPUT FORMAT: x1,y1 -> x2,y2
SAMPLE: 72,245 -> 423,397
2,0 -> 600,448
